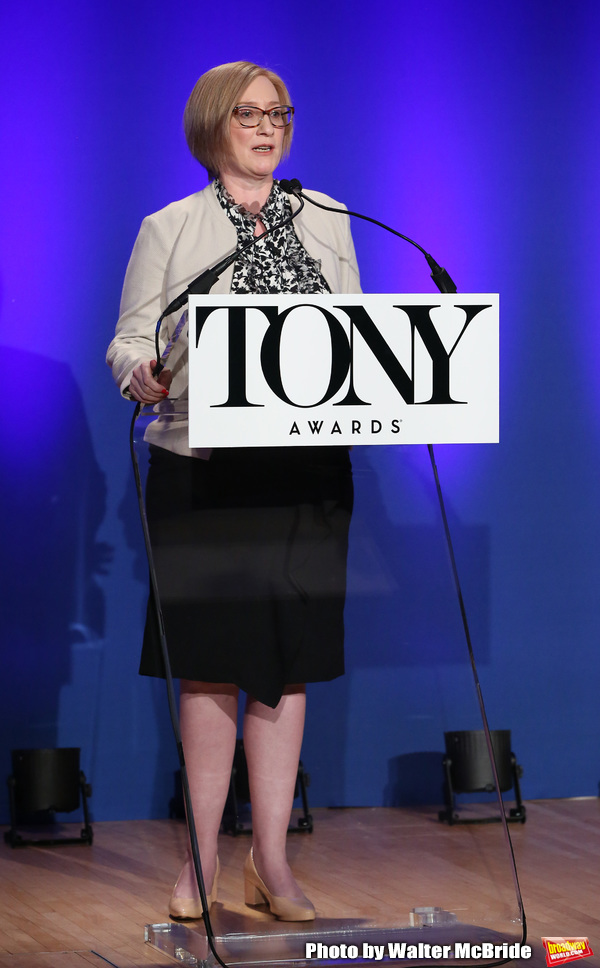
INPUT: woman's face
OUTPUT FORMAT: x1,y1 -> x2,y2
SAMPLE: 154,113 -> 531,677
220,75 -> 285,184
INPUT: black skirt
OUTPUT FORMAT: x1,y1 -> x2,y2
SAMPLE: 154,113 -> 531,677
140,445 -> 353,708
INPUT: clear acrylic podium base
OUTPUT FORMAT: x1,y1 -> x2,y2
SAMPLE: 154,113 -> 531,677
146,918 -> 521,968
143,804 -> 523,968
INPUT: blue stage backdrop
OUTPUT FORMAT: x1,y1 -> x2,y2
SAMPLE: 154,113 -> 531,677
1,0 -> 599,821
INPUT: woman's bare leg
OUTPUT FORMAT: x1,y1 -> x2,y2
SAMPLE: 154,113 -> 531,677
243,684 -> 307,897
171,680 -> 239,899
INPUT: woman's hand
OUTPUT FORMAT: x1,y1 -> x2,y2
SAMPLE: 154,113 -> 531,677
129,360 -> 172,404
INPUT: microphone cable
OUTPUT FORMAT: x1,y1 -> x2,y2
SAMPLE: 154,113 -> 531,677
281,177 -> 526,946
129,402 -> 229,968
126,189 -> 307,968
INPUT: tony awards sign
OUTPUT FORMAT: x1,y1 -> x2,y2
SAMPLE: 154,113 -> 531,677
188,294 -> 499,447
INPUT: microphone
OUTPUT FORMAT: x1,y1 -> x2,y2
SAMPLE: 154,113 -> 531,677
152,190 -> 306,373
279,178 -> 456,295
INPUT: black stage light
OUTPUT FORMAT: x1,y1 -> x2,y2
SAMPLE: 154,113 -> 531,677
438,729 -> 526,825
5,747 -> 93,846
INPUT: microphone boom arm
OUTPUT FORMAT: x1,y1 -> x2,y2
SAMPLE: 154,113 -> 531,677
279,178 -> 456,295
153,191 -> 306,372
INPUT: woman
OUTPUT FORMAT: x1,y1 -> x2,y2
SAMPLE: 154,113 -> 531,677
107,61 -> 361,922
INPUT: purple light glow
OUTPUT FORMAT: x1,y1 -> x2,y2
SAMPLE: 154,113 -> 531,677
1,0 -> 599,822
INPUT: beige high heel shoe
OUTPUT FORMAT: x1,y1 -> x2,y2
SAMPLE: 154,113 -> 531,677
169,857 -> 220,921
244,848 -> 315,921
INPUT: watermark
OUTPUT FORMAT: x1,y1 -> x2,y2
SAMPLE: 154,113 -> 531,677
304,941 -> 532,960
542,939 -> 594,966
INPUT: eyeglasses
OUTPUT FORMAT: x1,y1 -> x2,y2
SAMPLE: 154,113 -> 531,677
232,105 -> 294,128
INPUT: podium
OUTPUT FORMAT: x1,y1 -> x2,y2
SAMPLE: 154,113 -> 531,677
186,293 -> 499,449
133,293 -> 525,967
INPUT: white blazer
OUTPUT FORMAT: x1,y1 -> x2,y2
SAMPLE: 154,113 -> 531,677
107,181 -> 362,455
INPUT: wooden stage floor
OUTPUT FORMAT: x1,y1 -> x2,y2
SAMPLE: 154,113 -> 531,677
0,799 -> 599,968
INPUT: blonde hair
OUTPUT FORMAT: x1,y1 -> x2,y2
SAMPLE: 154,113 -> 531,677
184,61 -> 293,180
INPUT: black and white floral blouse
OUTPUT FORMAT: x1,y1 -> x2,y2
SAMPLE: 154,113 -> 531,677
214,179 -> 331,295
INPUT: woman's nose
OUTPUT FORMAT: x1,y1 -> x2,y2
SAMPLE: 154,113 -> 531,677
257,112 -> 275,133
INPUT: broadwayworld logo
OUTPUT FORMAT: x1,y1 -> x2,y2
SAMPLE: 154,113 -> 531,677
543,938 -> 594,966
